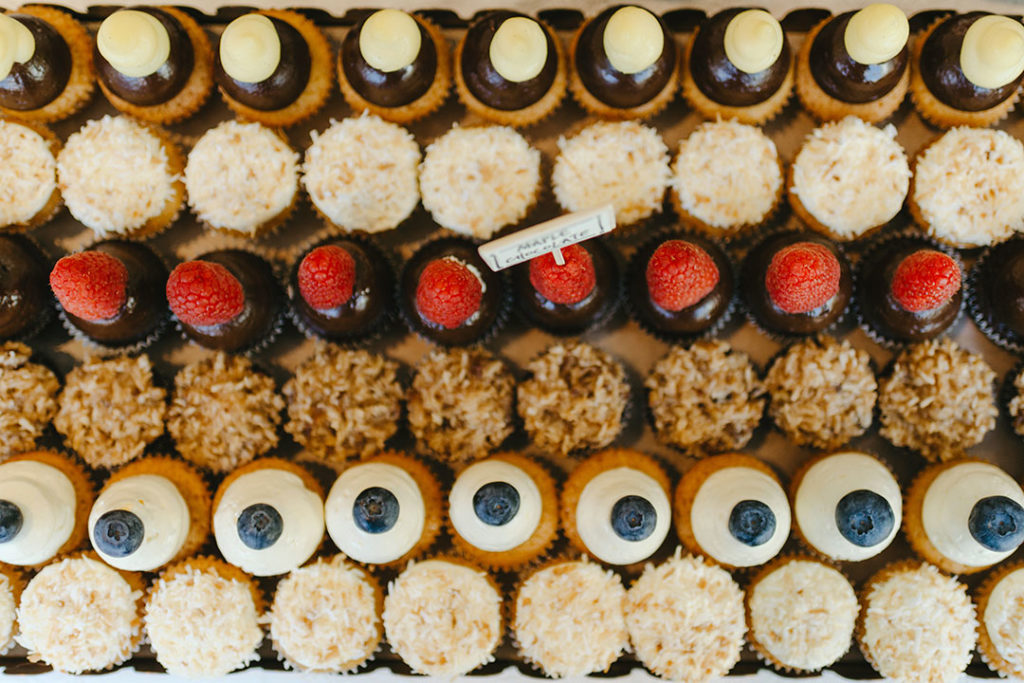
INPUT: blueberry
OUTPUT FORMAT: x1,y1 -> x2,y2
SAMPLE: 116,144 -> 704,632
93,509 -> 144,557
473,482 -> 520,526
969,495 -> 1024,552
236,503 -> 283,550
728,500 -> 776,547
835,489 -> 895,548
0,501 -> 21,543
611,495 -> 657,541
353,487 -> 399,534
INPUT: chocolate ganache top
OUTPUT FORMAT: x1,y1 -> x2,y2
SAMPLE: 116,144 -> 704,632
809,11 -> 908,104
0,14 -> 71,111
215,15 -> 310,111
0,234 -> 51,340
341,12 -> 437,108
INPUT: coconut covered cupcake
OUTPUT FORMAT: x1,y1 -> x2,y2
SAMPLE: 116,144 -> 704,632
977,562 -> 1024,678
0,342 -> 58,459
0,565 -> 21,653
0,119 -> 60,230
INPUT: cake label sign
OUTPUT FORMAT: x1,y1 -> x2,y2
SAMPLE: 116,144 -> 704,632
478,206 -> 617,271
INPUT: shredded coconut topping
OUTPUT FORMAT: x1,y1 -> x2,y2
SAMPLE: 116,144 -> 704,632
420,125 -> 540,238
764,336 -> 876,450
861,564 -> 977,683
303,115 -> 420,233
167,352 -> 284,473
57,115 -> 176,236
0,121 -> 56,226
0,342 -> 58,460
17,557 -> 141,674
1006,368 -> 1024,438
407,347 -> 515,461
673,120 -> 781,230
984,569 -> 1024,676
54,355 -> 166,468
0,573 -> 16,653
914,127 -> 1024,247
878,338 -> 996,462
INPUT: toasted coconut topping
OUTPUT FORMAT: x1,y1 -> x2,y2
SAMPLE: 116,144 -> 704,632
984,568 -> 1024,675
0,120 -> 56,226
0,572 -> 16,653
0,342 -> 58,460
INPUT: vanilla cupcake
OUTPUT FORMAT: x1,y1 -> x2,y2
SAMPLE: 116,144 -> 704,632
977,562 -> 1024,678
0,119 -> 60,230
0,342 -> 58,459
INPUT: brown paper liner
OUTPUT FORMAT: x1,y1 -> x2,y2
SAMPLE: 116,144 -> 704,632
787,161 -> 889,242
0,117 -> 62,232
154,555 -> 266,614
96,7 -> 214,125
976,560 -> 1024,678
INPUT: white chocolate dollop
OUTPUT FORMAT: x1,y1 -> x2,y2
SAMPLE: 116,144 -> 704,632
97,10 -> 171,78
449,459 -> 541,552
960,15 -> 1024,90
490,17 -> 548,83
0,14 -> 34,82
219,13 -> 280,84
89,474 -> 189,572
0,460 -> 75,566
575,467 -> 670,565
359,9 -> 421,73
603,6 -> 663,75
843,4 -> 908,65
724,10 -> 783,74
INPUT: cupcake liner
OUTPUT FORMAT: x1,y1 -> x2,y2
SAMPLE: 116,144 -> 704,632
975,559 -> 1024,678
967,238 -> 1024,354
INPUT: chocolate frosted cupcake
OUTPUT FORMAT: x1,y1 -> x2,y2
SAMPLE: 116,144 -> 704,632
970,236 -> 1024,353
0,236 -> 52,341
977,562 -> 1024,678
0,343 -> 58,459
0,119 -> 60,230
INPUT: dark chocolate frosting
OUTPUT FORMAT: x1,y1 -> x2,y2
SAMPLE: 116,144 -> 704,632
215,15 -> 310,111
341,13 -> 436,108
689,8 -> 791,107
575,5 -> 676,109
95,8 -> 194,107
0,14 -> 71,111
0,234 -> 51,340
460,11 -> 558,111
920,12 -> 1021,112
973,238 -> 1024,343
809,11 -> 908,104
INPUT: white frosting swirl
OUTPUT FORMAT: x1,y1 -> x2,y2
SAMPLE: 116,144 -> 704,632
214,469 -> 324,577
690,466 -> 790,568
449,460 -> 541,552
575,467 -> 670,565
793,452 -> 901,561
326,462 -> 425,565
0,460 -> 75,566
89,474 -> 189,572
922,461 -> 1024,569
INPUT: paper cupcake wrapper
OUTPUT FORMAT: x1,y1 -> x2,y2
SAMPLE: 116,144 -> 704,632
967,238 -> 1024,354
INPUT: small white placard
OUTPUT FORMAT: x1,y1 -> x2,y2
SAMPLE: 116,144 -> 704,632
477,206 -> 617,272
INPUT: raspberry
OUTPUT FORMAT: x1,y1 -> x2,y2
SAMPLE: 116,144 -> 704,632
529,245 -> 596,305
415,257 -> 483,329
49,251 -> 127,321
298,245 -> 356,311
891,249 -> 961,312
645,240 -> 720,311
166,260 -> 245,327
765,242 -> 840,314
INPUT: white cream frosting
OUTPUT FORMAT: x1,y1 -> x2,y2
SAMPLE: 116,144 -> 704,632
985,567 -> 1024,672
960,15 -> 1024,90
602,6 -> 663,75
449,459 -> 541,552
97,10 -> 171,78
843,4 -> 908,65
214,469 -> 324,577
219,13 -> 280,84
575,467 -> 670,565
89,474 -> 189,572
690,466 -> 790,568
0,14 -> 34,82
489,17 -> 547,83
325,462 -> 425,565
922,461 -> 1024,569
793,452 -> 901,561
359,9 -> 420,73
0,460 -> 75,566
724,9 -> 783,74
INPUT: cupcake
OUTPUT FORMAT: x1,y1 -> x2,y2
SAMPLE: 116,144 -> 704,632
0,7 -> 94,122
670,120 -> 784,238
0,565 -> 22,654
283,345 -> 402,463
1006,364 -> 1024,439
788,117 -> 910,241
88,456 -> 210,572
569,5 -> 678,119
448,453 -> 558,571
977,562 -> 1024,678
764,336 -> 876,450
878,338 -> 997,462
269,555 -> 382,673
166,249 -> 284,353
455,11 -> 566,127
213,458 -> 324,577
517,341 -> 630,456
49,240 -> 169,353
215,10 -> 331,128
552,120 -> 670,231
302,115 -> 420,234
795,4 -> 910,122
0,342 -> 58,459
910,127 -> 1024,248
382,558 -> 502,676
911,12 -> 1024,129
94,7 -> 213,124
0,118 -> 60,230
419,125 -> 540,239
185,120 -> 299,237
56,115 -> 185,239
514,559 -> 628,677
970,236 -> 1024,353
0,235 -> 51,341
747,557 -> 858,672
561,448 -> 671,566
626,551 -> 745,682
16,555 -> 144,673
790,451 -> 901,562
167,352 -> 284,473
681,9 -> 793,125
145,557 -> 264,677
325,451 -> 442,568
675,453 -> 791,570
905,459 -> 1024,575
54,355 -> 166,469
0,450 -> 93,567
407,347 -> 515,461
337,9 -> 450,124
